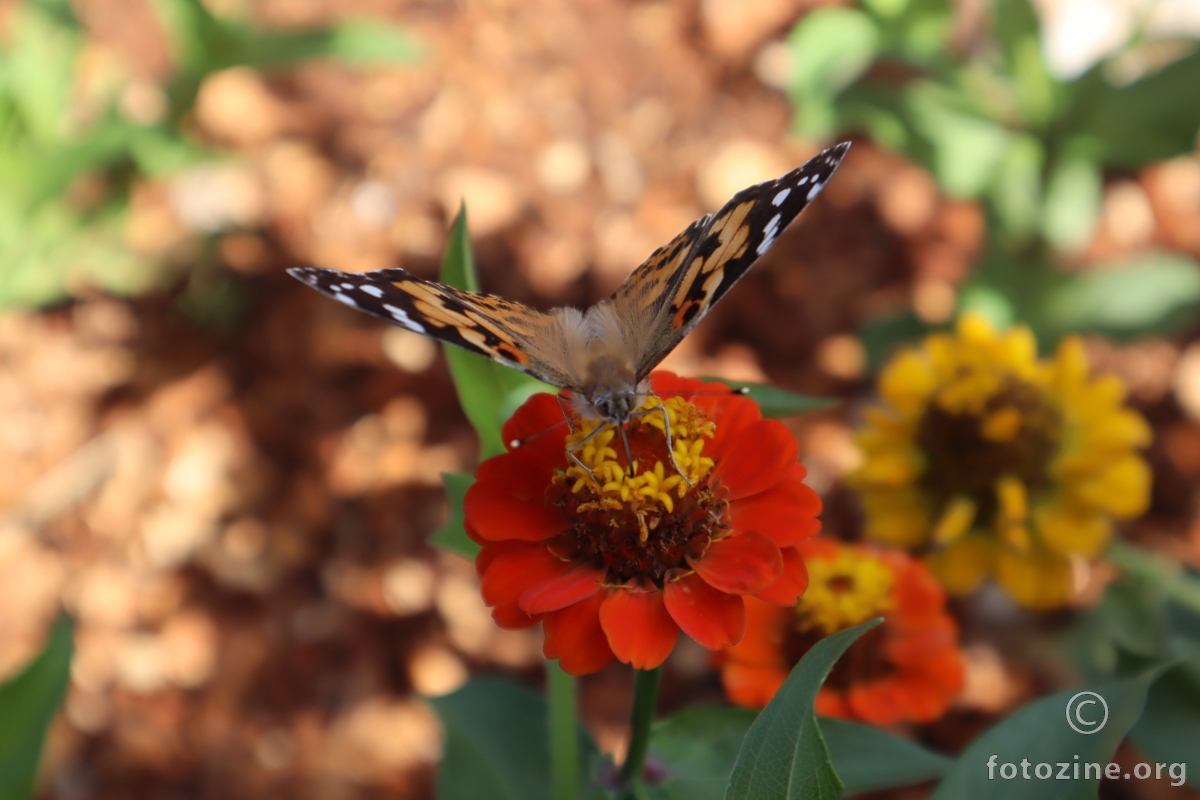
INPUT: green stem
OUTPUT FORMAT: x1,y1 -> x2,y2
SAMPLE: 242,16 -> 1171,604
1109,540 -> 1200,616
548,660 -> 580,800
618,667 -> 661,795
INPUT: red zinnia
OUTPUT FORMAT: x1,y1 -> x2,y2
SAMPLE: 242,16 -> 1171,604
716,538 -> 965,725
465,372 -> 821,675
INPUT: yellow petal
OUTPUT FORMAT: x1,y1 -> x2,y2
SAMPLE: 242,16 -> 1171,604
863,493 -> 930,548
1034,500 -> 1111,558
933,496 -> 977,544
996,547 -> 1073,609
1070,455 -> 1152,519
926,535 -> 993,595
879,350 -> 936,415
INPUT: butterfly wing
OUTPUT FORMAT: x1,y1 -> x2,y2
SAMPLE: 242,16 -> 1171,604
288,266 -> 576,388
611,141 -> 851,379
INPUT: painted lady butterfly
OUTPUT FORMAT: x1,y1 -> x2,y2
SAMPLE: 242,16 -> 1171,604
290,142 -> 850,472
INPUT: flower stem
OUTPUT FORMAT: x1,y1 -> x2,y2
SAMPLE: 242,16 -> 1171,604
548,660 -> 580,800
618,667 -> 661,795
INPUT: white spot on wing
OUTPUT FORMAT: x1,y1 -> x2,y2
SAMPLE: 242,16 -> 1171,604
383,303 -> 426,333
807,181 -> 825,201
756,213 -> 783,255
361,284 -> 384,298
772,188 -> 791,206
332,292 -> 356,306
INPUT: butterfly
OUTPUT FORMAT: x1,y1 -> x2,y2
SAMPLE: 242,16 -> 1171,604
290,142 -> 850,476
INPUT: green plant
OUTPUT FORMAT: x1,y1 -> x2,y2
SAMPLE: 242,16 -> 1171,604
0,0 -> 419,309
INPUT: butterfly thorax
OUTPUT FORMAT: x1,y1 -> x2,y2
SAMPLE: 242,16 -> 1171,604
577,354 -> 646,424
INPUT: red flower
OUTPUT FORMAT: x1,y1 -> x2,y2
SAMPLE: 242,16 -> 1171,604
716,539 -> 965,725
466,372 -> 821,674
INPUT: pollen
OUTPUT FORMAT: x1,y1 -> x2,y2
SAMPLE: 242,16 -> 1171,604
560,396 -> 716,522
797,549 -> 894,636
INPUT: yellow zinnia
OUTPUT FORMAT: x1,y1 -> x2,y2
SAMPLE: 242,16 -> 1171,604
850,313 -> 1151,609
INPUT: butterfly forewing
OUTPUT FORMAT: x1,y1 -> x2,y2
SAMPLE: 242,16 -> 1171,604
288,141 -> 852,400
287,266 -> 576,387
621,142 -> 851,378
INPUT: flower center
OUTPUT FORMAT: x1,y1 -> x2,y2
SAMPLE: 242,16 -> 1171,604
796,549 -> 894,636
546,396 -> 727,587
914,379 -> 1061,540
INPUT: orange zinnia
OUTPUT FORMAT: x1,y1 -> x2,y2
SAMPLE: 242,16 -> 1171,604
717,538 -> 964,725
466,372 -> 821,675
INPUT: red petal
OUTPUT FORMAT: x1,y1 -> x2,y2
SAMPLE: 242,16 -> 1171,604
543,593 -> 615,675
722,596 -> 792,665
599,588 -> 679,670
501,392 -> 569,471
705,398 -> 764,460
479,545 -> 561,622
754,547 -> 810,605
720,661 -> 788,709
731,479 -> 822,546
689,532 -> 783,595
663,573 -> 745,649
712,419 -> 798,499
519,562 -> 603,613
464,483 -> 565,542
475,454 -> 553,502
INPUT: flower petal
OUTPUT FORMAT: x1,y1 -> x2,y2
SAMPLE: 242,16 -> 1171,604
753,547 -> 809,605
519,562 -> 604,614
663,573 -> 745,649
712,419 -> 798,500
719,661 -> 788,709
479,545 -> 561,627
543,593 -> 614,675
599,588 -> 679,670
475,453 -> 553,502
731,479 -> 822,546
464,483 -> 566,542
689,531 -> 783,595
501,392 -> 569,471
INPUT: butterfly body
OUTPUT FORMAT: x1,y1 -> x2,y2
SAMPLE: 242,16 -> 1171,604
290,142 -> 851,436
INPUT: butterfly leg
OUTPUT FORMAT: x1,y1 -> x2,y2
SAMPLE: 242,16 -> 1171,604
631,405 -> 693,487
556,394 -> 577,435
564,421 -> 611,483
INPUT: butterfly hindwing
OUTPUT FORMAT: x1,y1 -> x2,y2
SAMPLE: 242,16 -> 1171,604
287,266 -> 575,387
623,142 -> 851,377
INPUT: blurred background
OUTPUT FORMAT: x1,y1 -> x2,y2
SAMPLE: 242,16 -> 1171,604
2,0 -> 1199,797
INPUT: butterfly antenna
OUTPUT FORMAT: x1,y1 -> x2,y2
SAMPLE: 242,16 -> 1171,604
661,387 -> 750,399
508,417 -> 570,450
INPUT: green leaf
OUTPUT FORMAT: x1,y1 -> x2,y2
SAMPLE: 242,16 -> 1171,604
788,9 -> 880,137
0,614 -> 73,800
439,206 -> 554,460
820,717 -> 952,794
1072,47 -> 1200,169
699,379 -> 834,419
1037,252 -> 1200,341
430,472 -> 480,559
931,666 -> 1172,799
428,678 -> 595,800
725,619 -> 882,800
988,133 -> 1043,242
1041,154 -> 1102,253
904,83 -> 1012,198
1128,664 -> 1200,787
321,20 -> 423,64
642,707 -> 757,800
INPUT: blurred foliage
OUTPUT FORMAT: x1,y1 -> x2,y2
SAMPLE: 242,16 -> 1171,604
0,615 -> 73,800
0,0 -> 418,309
787,0 -> 1200,344
1070,544 -> 1200,786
